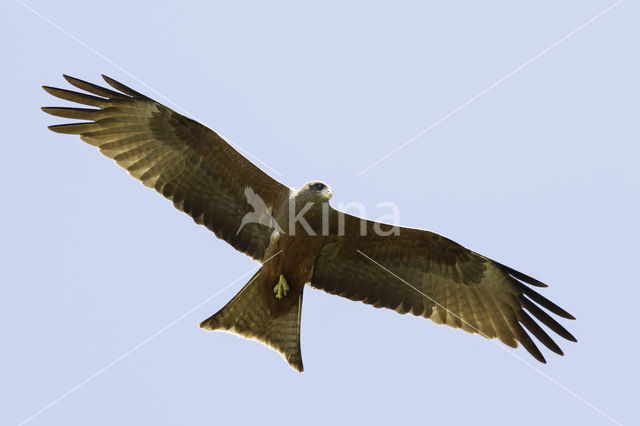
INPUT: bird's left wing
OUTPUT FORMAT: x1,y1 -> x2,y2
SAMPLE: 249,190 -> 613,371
43,75 -> 290,261
309,208 -> 576,362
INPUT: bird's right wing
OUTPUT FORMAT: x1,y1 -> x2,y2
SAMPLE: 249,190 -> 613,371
43,75 -> 290,261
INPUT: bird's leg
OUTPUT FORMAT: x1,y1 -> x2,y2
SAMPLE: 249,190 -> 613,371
273,274 -> 290,299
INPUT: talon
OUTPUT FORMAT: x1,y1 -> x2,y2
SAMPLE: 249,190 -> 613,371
273,275 -> 289,299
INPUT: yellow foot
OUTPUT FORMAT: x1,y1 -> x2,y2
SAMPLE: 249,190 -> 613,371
273,275 -> 290,299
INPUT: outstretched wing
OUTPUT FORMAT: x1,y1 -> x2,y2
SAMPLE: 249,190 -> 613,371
310,209 -> 576,362
43,75 -> 290,261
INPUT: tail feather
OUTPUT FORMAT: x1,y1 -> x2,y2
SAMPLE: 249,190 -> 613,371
199,269 -> 304,372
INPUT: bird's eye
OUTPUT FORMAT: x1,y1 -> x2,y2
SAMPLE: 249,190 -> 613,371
313,183 -> 325,191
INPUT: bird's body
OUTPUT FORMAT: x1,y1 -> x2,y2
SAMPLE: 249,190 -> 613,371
43,75 -> 576,372
256,183 -> 332,315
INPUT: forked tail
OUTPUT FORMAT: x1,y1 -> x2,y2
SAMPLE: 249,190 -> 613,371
199,268 -> 304,372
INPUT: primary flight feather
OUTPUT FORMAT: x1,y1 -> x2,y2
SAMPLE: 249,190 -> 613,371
43,75 -> 576,372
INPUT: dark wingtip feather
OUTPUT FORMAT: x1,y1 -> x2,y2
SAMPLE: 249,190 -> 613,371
521,297 -> 577,342
63,74 -> 129,99
508,314 -> 547,363
42,85 -> 108,107
41,106 -> 100,120
101,74 -> 146,98
513,280 -> 575,319
521,337 -> 547,363
498,263 -> 548,287
47,124 -> 69,134
47,122 -> 95,134
518,310 -> 564,356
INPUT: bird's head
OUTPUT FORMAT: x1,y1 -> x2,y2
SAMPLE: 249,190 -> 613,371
294,181 -> 333,205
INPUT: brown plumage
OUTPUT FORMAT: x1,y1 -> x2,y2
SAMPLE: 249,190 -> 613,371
43,75 -> 576,372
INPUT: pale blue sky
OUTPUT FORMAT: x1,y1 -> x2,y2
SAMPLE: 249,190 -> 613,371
2,1 -> 638,425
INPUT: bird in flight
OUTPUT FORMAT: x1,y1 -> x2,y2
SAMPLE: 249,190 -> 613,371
42,75 -> 576,372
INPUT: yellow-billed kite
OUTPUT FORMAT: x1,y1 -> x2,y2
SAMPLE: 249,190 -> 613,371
43,75 -> 576,372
